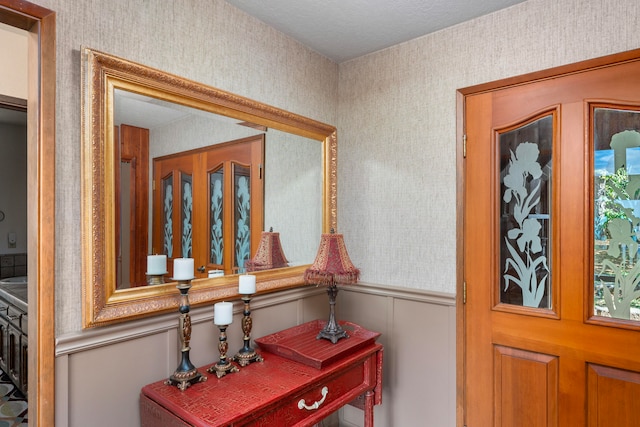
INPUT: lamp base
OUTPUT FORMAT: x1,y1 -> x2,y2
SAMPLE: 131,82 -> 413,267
316,323 -> 349,344
317,284 -> 349,344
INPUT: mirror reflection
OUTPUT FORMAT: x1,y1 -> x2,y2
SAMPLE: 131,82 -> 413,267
81,47 -> 337,327
113,90 -> 322,289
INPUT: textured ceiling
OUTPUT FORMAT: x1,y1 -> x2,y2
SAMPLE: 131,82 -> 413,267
225,0 -> 526,63
1,1 -> 528,124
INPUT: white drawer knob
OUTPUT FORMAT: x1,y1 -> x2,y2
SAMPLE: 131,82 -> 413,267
298,386 -> 329,410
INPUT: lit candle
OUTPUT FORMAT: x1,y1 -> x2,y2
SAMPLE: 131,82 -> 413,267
146,255 -> 167,275
238,274 -> 256,294
214,302 -> 233,325
173,258 -> 194,280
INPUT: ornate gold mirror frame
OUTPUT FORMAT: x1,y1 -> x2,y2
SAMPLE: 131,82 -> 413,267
81,47 -> 337,328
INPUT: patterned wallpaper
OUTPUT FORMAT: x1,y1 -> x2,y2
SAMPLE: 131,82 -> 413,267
337,0 -> 640,293
30,0 -> 338,334
25,0 -> 640,333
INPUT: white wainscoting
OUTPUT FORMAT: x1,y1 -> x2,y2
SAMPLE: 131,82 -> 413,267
55,284 -> 455,427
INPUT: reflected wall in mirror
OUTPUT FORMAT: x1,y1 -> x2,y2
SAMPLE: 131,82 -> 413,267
82,47 -> 337,328
113,90 -> 322,288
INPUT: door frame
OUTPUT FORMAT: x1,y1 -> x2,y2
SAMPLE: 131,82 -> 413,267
0,1 -> 56,425
456,47 -> 640,426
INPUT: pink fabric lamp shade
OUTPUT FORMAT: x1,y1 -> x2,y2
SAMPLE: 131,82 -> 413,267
304,232 -> 359,286
245,228 -> 289,272
304,230 -> 359,343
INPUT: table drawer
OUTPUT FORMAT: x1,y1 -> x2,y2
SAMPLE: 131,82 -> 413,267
244,356 -> 374,426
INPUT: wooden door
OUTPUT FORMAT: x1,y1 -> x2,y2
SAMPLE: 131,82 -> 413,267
152,153 -> 195,279
152,135 -> 264,278
117,124 -> 149,287
462,51 -> 640,426
201,137 -> 264,276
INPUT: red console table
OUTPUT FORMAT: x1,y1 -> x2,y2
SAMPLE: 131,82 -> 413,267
140,322 -> 383,427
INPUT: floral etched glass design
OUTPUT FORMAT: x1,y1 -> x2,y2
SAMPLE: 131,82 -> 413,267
234,165 -> 250,273
209,169 -> 224,265
162,174 -> 173,258
500,115 -> 552,308
181,173 -> 193,258
593,107 -> 640,321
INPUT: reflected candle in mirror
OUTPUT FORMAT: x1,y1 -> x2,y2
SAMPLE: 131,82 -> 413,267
238,274 -> 256,294
214,302 -> 233,325
147,255 -> 167,275
173,258 -> 194,280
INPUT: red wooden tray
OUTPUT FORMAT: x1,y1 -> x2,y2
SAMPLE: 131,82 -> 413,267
255,320 -> 380,369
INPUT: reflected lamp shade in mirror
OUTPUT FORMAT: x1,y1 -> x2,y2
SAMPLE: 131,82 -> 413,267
245,228 -> 289,272
304,230 -> 359,343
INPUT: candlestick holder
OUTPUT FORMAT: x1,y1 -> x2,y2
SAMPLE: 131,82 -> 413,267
165,279 -> 206,391
146,273 -> 166,286
207,324 -> 239,378
233,294 -> 263,366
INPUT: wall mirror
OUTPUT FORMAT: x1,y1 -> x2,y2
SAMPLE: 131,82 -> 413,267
81,47 -> 337,328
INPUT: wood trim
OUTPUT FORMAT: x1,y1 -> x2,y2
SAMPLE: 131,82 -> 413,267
455,89 -> 465,427
458,47 -> 640,427
0,1 -> 52,28
342,281 -> 455,306
0,1 -> 56,425
0,94 -> 26,110
458,48 -> 640,96
31,8 -> 56,427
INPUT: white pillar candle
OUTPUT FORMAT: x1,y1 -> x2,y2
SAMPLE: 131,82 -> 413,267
173,258 -> 194,280
238,274 -> 257,294
147,255 -> 167,275
214,302 -> 233,325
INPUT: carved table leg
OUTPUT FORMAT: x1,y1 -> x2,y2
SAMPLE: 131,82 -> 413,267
364,389 -> 375,427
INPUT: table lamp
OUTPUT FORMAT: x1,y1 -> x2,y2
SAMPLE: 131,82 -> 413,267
245,227 -> 289,272
304,229 -> 359,343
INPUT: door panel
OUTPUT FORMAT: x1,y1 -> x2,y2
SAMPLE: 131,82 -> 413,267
463,53 -> 640,426
494,346 -> 558,427
587,364 -> 640,427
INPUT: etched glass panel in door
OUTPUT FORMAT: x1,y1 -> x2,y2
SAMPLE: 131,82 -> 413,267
593,107 -> 640,321
499,115 -> 553,308
162,174 -> 174,258
209,168 -> 224,265
234,164 -> 250,273
180,173 -> 193,258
